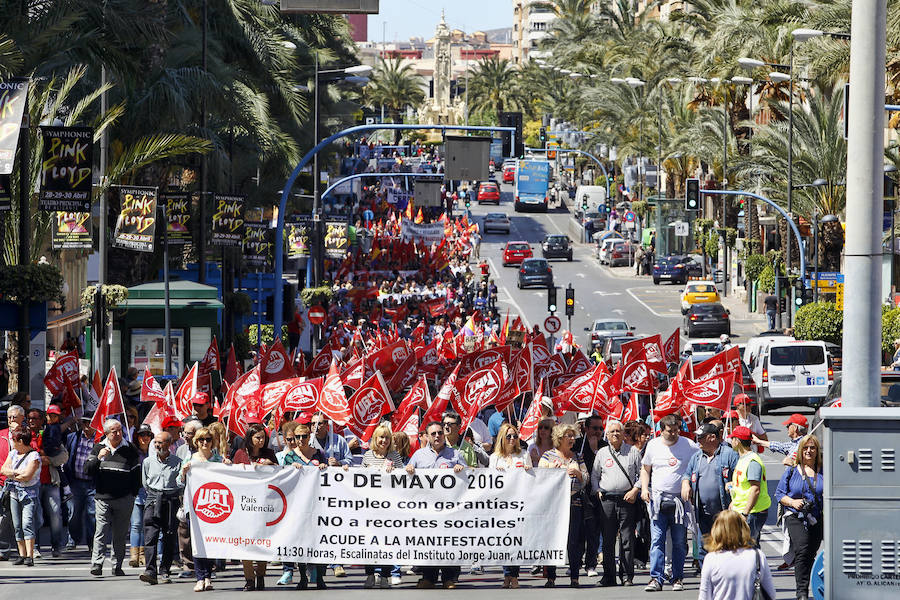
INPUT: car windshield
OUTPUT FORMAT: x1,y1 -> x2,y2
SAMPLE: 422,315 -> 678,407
693,304 -> 725,314
608,338 -> 631,353
486,213 -> 506,219
688,285 -> 717,293
770,345 -> 825,366
509,243 -> 529,251
547,235 -> 566,243
595,321 -> 628,331
659,256 -> 684,265
522,260 -> 548,272
690,342 -> 719,353
481,184 -> 498,191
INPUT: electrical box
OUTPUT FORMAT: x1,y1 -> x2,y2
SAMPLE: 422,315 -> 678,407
413,179 -> 443,207
444,135 -> 491,182
822,407 -> 900,599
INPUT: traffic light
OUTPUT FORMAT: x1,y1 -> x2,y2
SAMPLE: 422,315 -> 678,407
608,174 -> 615,184
778,296 -> 787,314
565,286 -> 575,317
685,178 -> 700,210
548,286 -> 557,313
581,194 -> 589,212
539,126 -> 547,146
465,195 -> 471,208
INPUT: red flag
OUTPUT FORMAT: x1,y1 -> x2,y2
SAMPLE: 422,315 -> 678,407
392,375 -> 431,430
677,371 -> 735,411
197,336 -> 221,396
346,372 -> 394,441
455,360 -> 507,435
223,344 -> 242,384
651,389 -> 682,422
556,364 -> 609,413
457,346 -> 511,378
305,342 -> 335,378
61,378 -> 82,412
619,347 -> 654,395
173,363 -> 199,419
510,345 -> 534,396
535,353 -> 567,381
91,370 -> 103,400
260,339 -> 295,384
224,366 -> 261,437
44,351 -> 80,396
259,378 -> 298,417
140,369 -> 167,404
399,411 -> 421,453
566,350 -> 593,375
386,351 -> 419,393
281,377 -> 323,415
531,333 -> 551,364
91,367 -> 126,441
692,351 -> 728,382
142,383 -> 177,433
318,360 -> 352,425
622,334 -> 666,375
420,364 -> 460,431
341,358 -> 366,390
663,329 -> 680,363
415,339 -> 442,375
622,393 -> 640,422
518,379 -> 545,443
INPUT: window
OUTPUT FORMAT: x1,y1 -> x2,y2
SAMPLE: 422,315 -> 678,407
769,346 -> 825,366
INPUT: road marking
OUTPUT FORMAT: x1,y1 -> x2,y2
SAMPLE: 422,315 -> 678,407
627,286 -> 681,319
488,257 -> 530,328
612,309 -> 625,315
576,273 -> 585,278
592,291 -> 622,296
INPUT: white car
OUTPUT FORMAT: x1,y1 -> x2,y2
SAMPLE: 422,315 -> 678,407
483,212 -> 510,234
681,338 -> 723,363
584,318 -> 635,348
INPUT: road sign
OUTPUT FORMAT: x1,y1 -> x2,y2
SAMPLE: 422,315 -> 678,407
673,221 -> 689,237
835,283 -> 844,311
544,315 -> 561,333
308,305 -> 326,325
624,210 -> 635,223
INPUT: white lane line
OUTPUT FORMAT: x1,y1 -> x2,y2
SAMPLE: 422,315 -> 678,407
627,287 -> 681,319
545,214 -> 567,236
488,257 -> 530,328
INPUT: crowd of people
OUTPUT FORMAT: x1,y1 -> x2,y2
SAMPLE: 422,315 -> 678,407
0,377 -> 822,599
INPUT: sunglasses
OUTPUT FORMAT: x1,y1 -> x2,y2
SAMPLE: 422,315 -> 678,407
505,433 -> 519,440
196,438 -> 212,443
442,422 -> 458,428
285,437 -> 296,443
297,434 -> 310,440
428,431 -> 444,437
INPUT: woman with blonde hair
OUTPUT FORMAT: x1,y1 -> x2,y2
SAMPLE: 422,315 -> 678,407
360,424 -> 404,588
698,510 -> 775,600
538,423 -> 588,588
490,422 -> 531,588
208,421 -> 229,458
391,431 -> 411,464
774,434 -> 824,600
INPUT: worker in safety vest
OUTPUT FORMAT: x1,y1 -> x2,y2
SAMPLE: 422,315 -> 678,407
728,426 -> 771,546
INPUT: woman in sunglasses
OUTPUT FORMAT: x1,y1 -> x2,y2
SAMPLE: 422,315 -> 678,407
178,427 -> 229,592
528,417 -> 556,467
489,423 -> 532,588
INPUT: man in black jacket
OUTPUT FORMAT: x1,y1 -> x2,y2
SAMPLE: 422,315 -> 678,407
85,418 -> 141,576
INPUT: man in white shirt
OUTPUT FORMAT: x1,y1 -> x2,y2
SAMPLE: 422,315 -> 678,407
640,414 -> 698,592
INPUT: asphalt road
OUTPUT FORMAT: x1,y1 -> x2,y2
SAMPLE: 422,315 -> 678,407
0,186 -> 813,598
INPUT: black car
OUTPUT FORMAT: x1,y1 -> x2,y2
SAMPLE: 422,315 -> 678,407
517,258 -> 554,289
683,302 -> 730,337
541,234 -> 573,261
653,255 -> 689,285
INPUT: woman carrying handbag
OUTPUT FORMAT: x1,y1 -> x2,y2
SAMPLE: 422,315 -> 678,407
698,510 -> 776,600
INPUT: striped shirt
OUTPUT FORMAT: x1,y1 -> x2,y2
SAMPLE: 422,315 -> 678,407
361,450 -> 404,470
73,433 -> 94,480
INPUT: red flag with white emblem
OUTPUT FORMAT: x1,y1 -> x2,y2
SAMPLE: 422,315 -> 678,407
318,360 -> 352,425
173,363 -> 199,419
197,336 -> 221,396
663,329 -> 680,364
455,360 -> 506,435
305,342 -> 335,378
224,366 -> 261,437
260,339 -> 295,384
556,364 -> 608,413
140,369 -> 167,404
346,372 -> 394,441
420,363 -> 460,431
341,358 -> 366,390
519,379 -> 546,443
223,344 -> 242,385
566,350 -> 593,375
392,375 -> 430,430
44,350 -> 80,396
386,351 -> 419,393
676,371 -> 735,411
622,334 -> 666,375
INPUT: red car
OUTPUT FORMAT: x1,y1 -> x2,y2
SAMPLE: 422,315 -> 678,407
503,241 -> 533,266
477,182 -> 500,205
502,164 -> 515,183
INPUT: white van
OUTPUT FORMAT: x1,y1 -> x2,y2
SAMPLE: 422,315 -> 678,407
751,339 -> 833,413
575,185 -> 607,212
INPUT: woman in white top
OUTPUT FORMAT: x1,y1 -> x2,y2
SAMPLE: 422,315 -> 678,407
698,510 -> 775,600
1,428 -> 41,565
361,424 -> 404,589
490,423 -> 531,588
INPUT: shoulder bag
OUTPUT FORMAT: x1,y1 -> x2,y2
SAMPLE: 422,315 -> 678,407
753,548 -> 773,600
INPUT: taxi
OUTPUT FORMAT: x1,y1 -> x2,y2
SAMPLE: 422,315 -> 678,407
680,280 -> 721,313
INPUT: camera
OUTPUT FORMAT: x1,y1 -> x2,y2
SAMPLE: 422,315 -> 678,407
799,499 -> 812,513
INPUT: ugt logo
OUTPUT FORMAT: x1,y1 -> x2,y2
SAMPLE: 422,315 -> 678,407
193,482 -> 234,524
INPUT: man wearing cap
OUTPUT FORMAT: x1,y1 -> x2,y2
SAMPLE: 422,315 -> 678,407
728,426 -> 771,544
733,393 -> 768,448
65,415 -> 99,550
681,423 -> 738,567
86,418 -> 141,576
754,414 -> 807,465
191,393 -> 216,427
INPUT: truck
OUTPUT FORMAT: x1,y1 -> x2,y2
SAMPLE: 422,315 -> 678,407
514,159 -> 551,212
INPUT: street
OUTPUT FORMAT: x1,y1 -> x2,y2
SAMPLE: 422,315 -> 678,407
0,186 -> 809,599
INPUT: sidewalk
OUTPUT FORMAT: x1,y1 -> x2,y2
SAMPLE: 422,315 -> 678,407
603,265 -> 768,335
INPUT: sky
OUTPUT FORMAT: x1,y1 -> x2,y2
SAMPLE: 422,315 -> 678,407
366,0 -> 512,43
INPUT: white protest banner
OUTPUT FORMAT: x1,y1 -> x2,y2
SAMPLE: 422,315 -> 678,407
400,220 -> 444,243
186,463 -> 570,566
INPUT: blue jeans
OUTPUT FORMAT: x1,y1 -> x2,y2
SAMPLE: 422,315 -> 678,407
696,512 -> 716,567
38,484 -> 64,551
130,502 -> 145,548
766,310 -> 776,331
746,510 -> 768,546
649,510 -> 687,584
11,492 -> 37,541
67,479 -> 95,547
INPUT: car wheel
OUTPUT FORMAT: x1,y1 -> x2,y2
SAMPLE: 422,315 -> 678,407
653,278 -> 660,285
567,253 -> 573,261
517,281 -> 522,289
758,390 -> 769,415
514,202 -> 521,211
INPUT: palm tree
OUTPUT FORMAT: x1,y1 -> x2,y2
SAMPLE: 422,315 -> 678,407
466,57 -> 524,125
364,57 -> 424,143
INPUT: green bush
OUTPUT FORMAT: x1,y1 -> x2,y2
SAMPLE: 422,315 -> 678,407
0,263 -> 65,305
882,305 -> 900,358
247,324 -> 289,348
299,286 -> 334,308
758,264 -> 778,293
704,229 -> 719,260
794,302 -> 843,345
743,254 -> 769,283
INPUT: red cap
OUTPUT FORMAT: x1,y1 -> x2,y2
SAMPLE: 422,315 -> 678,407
731,426 -> 752,441
46,405 -> 62,415
161,416 -> 183,429
191,392 -> 209,405
724,410 -> 739,419
296,412 -> 312,424
733,393 -> 752,406
782,413 -> 808,428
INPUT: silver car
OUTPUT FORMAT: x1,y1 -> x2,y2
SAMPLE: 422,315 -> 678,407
483,212 -> 510,234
